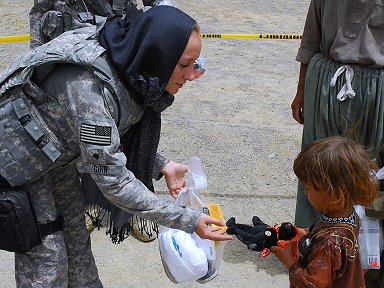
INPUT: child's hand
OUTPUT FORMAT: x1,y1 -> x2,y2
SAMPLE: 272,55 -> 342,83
298,228 -> 309,237
270,242 -> 295,269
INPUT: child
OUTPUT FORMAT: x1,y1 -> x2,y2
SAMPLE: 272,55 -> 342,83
272,136 -> 379,287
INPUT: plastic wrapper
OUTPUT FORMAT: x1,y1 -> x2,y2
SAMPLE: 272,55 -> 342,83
355,204 -> 383,269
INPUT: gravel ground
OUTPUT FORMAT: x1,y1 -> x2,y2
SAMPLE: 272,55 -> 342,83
0,1 -> 310,287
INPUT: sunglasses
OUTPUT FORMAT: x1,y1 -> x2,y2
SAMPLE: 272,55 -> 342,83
193,56 -> 206,79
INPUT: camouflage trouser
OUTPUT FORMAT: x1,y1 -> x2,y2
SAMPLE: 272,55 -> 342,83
15,164 -> 102,288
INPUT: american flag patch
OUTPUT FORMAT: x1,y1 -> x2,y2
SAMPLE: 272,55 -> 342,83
80,123 -> 112,146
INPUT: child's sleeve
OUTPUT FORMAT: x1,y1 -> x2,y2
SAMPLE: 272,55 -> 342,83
288,233 -> 343,287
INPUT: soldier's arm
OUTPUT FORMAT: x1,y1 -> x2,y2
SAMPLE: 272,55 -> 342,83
48,64 -> 201,233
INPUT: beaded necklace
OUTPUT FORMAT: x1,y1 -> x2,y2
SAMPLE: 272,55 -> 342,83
319,210 -> 357,226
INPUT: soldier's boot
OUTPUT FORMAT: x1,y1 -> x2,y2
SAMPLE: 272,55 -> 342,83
130,216 -> 158,242
85,212 -> 96,233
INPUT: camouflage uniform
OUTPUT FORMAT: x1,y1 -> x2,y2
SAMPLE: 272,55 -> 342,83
29,0 -> 161,48
0,26 -> 200,287
29,0 -> 169,240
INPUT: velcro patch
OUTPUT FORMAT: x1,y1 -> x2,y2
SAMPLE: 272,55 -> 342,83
80,123 -> 111,146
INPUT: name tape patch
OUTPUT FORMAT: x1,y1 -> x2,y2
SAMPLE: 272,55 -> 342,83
80,123 -> 111,146
83,164 -> 124,176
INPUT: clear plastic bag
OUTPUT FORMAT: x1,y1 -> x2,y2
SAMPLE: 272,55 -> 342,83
158,157 -> 225,283
355,204 -> 383,269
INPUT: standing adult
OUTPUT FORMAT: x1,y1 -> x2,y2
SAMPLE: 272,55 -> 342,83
0,6 -> 231,287
291,1 -> 384,286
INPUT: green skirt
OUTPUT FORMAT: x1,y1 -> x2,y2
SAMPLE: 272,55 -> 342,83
294,53 -> 384,228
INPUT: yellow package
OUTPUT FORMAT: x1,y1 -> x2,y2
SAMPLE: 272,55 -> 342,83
206,202 -> 227,268
206,202 -> 227,230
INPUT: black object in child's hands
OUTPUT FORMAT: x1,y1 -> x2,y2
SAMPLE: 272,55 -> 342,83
226,216 -> 299,257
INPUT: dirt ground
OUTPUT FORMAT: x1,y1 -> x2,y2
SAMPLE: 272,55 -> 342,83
0,1 -> 310,287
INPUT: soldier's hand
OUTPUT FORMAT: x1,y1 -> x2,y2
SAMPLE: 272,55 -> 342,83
162,161 -> 188,198
195,214 -> 233,241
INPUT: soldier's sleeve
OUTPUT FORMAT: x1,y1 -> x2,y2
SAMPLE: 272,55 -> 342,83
60,65 -> 200,233
152,153 -> 169,180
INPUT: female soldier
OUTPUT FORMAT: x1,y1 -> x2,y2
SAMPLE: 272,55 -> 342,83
0,6 -> 231,287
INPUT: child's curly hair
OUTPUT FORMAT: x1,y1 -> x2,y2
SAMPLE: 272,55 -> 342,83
293,136 -> 379,212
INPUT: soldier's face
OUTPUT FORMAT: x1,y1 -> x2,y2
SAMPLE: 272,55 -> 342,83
165,31 -> 202,94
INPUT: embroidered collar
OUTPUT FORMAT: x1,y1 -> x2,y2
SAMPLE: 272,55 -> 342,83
320,210 -> 357,226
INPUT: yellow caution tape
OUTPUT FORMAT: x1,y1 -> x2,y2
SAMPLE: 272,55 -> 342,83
0,33 -> 302,43
0,34 -> 30,43
201,33 -> 302,39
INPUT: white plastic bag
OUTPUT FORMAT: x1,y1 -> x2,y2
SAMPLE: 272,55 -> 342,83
158,157 -> 225,283
158,228 -> 208,283
355,204 -> 383,269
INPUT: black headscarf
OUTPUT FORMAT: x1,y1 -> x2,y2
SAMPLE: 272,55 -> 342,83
100,5 -> 196,106
85,6 -> 197,243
